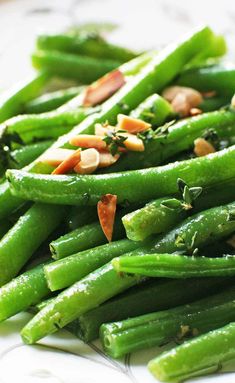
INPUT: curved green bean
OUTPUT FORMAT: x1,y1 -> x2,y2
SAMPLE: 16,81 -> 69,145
7,146 -> 235,205
105,109 -> 235,172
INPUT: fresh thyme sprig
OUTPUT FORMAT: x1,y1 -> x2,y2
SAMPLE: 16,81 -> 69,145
137,119 -> 176,142
102,128 -> 128,156
161,178 -> 202,211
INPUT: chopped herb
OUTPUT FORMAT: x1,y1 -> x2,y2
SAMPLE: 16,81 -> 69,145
102,129 -> 128,156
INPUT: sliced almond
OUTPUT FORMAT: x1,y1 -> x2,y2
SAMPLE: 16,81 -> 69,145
69,134 -> 107,150
194,138 -> 216,157
123,133 -> 145,151
97,194 -> 117,242
38,148 -> 76,167
52,149 -> 81,174
171,93 -> 191,117
98,151 -> 120,168
163,86 -> 202,106
117,114 -> 151,134
83,69 -> 126,107
95,123 -> 117,137
74,148 -> 100,174
190,108 -> 202,116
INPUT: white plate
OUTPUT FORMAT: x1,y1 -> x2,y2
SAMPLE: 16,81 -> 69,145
1,0 -> 235,382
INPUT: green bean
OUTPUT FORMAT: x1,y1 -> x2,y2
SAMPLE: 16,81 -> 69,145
0,108 -> 93,146
32,50 -> 120,83
0,263 -> 50,322
176,63 -> 235,97
50,216 -> 125,260
105,109 -> 235,172
199,96 -> 228,112
0,180 -> 24,220
36,33 -> 137,62
129,93 -> 173,127
187,34 -> 227,67
8,140 -> 53,169
148,322 -> 235,382
0,72 -> 49,123
45,238 -> 140,291
24,86 -> 85,114
122,178 -> 235,241
65,206 -> 98,231
21,262 -> 145,344
123,197 -> 186,241
70,277 -> 231,342
0,203 -> 66,286
113,253 -> 235,278
151,201 -> 235,254
7,146 -> 235,205
101,284 -> 235,358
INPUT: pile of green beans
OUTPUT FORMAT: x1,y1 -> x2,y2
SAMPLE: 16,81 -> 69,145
1,25 -> 235,383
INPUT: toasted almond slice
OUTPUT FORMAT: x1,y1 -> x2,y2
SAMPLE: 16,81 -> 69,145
190,107 -> 202,116
97,194 -> 117,242
123,133 -> 145,151
69,134 -> 107,150
38,148 -> 76,167
95,123 -> 117,137
194,138 -> 216,157
83,69 -> 126,107
171,93 -> 191,117
163,86 -> 202,107
52,149 -> 81,174
117,114 -> 151,133
74,148 -> 100,174
98,151 -> 120,168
